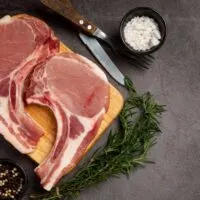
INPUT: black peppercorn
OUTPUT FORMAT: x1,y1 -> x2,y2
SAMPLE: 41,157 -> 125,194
0,161 -> 26,200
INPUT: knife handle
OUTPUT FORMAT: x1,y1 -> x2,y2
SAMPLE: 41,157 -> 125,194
41,0 -> 97,35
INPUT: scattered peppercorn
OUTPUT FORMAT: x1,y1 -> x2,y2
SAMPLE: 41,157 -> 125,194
0,162 -> 25,200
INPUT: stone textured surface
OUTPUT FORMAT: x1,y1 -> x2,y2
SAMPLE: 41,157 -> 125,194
0,0 -> 200,199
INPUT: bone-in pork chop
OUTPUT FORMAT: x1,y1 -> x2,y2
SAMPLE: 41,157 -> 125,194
25,53 -> 109,190
0,15 -> 59,153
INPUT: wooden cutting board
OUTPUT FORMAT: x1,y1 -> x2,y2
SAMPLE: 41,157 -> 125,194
26,42 -> 124,164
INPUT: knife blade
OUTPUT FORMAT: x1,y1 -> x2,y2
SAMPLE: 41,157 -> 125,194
79,33 -> 125,86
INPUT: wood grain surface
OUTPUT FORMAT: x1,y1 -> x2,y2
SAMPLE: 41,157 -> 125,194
26,42 -> 124,164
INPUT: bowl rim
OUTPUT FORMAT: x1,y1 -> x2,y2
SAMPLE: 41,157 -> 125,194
120,7 -> 167,55
0,159 -> 28,200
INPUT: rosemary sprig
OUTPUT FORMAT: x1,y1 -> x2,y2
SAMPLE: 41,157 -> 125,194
30,77 -> 165,200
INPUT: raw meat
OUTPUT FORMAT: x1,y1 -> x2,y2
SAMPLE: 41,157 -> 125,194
0,14 -> 109,190
25,53 -> 109,190
0,15 -> 59,153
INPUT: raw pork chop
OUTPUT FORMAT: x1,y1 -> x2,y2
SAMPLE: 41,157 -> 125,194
0,15 -> 59,153
25,53 -> 109,190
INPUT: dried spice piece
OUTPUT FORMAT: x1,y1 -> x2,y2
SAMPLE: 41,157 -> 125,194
0,161 -> 26,200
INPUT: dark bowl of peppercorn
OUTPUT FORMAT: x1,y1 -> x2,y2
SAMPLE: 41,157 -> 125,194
0,159 -> 27,200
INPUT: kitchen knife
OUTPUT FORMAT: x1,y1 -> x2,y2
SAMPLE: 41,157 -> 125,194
79,33 -> 125,86
41,0 -> 105,38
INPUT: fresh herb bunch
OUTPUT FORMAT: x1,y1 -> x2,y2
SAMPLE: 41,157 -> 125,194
30,77 -> 165,200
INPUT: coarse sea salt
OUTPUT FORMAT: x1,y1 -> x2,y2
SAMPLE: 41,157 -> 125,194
123,16 -> 161,51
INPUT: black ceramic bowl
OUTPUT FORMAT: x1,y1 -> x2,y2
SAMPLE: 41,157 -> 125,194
0,159 -> 28,200
120,7 -> 166,55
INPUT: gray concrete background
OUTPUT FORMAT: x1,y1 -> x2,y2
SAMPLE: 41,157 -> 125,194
0,0 -> 199,199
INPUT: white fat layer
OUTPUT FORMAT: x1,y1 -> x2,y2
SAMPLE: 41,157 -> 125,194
0,96 -> 33,153
0,123 -> 32,153
0,15 -> 12,24
44,107 -> 105,191
36,102 -> 66,186
0,97 -> 10,122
